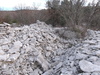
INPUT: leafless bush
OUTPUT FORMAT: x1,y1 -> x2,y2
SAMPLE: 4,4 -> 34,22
46,0 -> 87,38
60,0 -> 85,26
14,4 -> 33,25
32,9 -> 50,22
14,4 -> 50,25
47,0 -> 85,27
86,0 -> 100,28
0,11 -> 5,23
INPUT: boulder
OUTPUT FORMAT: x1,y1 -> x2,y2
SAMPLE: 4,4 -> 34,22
79,60 -> 100,72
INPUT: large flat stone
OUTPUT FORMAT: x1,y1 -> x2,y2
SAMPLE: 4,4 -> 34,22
79,60 -> 100,72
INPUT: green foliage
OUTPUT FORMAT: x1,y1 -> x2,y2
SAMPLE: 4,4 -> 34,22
11,20 -> 17,23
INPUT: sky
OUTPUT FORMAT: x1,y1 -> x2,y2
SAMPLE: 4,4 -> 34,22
0,0 -> 48,10
0,0 -> 98,11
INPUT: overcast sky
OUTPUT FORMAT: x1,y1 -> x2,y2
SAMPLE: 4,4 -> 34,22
0,0 -> 97,10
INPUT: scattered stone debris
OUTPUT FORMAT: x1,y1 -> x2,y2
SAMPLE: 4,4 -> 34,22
0,21 -> 100,75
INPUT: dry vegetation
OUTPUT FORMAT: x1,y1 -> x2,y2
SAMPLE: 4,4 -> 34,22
0,0 -> 100,29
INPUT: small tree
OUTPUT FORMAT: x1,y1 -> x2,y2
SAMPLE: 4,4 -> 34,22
46,0 -> 85,27
59,0 -> 85,26
46,0 -> 66,26
87,0 -> 100,28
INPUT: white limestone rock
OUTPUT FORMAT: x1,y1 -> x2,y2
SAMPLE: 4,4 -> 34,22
37,20 -> 42,25
0,21 -> 65,74
82,49 -> 92,55
9,47 -> 20,53
14,27 -> 22,31
13,41 -> 22,48
91,72 -> 100,75
32,69 -> 40,75
93,45 -> 100,49
94,59 -> 100,65
0,50 -> 5,55
0,38 -> 11,45
61,68 -> 68,74
46,52 -> 51,57
0,54 -> 9,61
60,73 -> 68,75
79,60 -> 100,72
0,47 -> 5,55
36,52 -> 50,71
75,53 -> 88,60
82,73 -> 91,75
42,69 -> 53,75
57,49 -> 66,55
46,46 -> 52,51
55,62 -> 63,70
7,53 -> 20,61
88,56 -> 98,62
0,24 -> 6,27
1,45 -> 9,50
78,73 -> 91,75
83,40 -> 96,45
60,71 -> 73,75
23,35 -> 28,40
9,41 -> 22,53
86,29 -> 96,38
3,22 -> 11,26
95,51 -> 100,56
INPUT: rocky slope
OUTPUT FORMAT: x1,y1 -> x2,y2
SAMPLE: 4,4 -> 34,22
0,21 -> 100,75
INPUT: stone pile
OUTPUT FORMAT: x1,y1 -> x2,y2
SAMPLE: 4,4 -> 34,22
0,21 -> 66,75
50,29 -> 100,75
0,21 -> 100,75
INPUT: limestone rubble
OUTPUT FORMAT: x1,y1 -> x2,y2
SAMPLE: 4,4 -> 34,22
0,21 -> 100,75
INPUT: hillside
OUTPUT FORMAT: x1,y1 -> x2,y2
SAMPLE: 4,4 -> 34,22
0,21 -> 100,75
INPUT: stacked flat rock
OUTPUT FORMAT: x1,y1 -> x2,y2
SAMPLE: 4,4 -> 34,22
0,21 -> 65,75
36,29 -> 100,75
50,29 -> 100,75
1,21 -> 100,75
